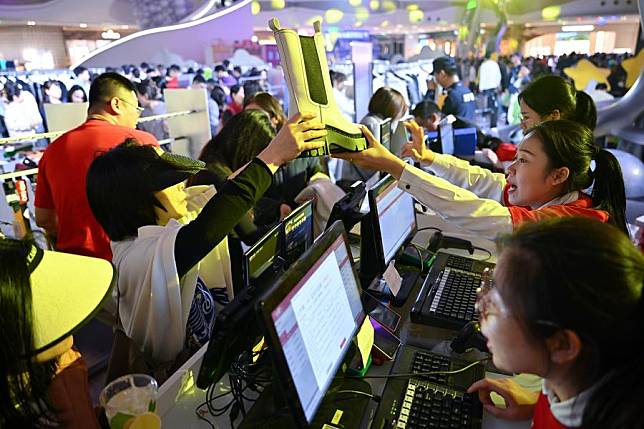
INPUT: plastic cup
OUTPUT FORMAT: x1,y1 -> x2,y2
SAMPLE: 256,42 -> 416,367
100,374 -> 160,429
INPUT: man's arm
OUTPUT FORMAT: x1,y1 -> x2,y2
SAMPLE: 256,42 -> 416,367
35,207 -> 58,239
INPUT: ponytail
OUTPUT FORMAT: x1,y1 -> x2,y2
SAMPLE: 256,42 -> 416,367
591,149 -> 628,234
573,91 -> 597,130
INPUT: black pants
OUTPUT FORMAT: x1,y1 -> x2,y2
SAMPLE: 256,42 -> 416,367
481,89 -> 498,128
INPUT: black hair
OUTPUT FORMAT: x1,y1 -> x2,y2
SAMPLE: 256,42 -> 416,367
0,238 -> 58,427
243,92 -> 286,130
368,86 -> 406,120
210,86 -> 226,110
192,74 -> 207,85
233,66 -> 242,74
242,81 -> 262,105
169,64 -> 181,72
197,109 -> 274,172
86,139 -> 168,241
331,70 -> 347,84
518,75 -> 597,129
230,84 -> 242,96
3,80 -> 23,103
496,217 -> 644,429
88,72 -> 136,107
41,80 -> 61,103
121,64 -> 132,75
73,66 -> 88,77
411,100 -> 441,119
66,85 -> 87,103
140,62 -> 150,70
214,65 -> 226,73
529,120 -> 627,234
134,80 -> 157,100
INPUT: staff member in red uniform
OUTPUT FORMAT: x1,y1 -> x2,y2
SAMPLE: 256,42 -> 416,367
335,119 -> 627,239
468,217 -> 644,429
35,73 -> 158,260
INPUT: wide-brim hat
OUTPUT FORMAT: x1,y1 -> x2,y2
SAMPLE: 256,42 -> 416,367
28,246 -> 115,355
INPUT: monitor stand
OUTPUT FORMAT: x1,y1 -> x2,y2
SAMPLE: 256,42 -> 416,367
239,373 -> 372,429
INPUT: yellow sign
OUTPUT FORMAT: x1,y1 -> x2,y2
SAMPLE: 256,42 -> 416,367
564,59 -> 610,91
356,316 -> 375,367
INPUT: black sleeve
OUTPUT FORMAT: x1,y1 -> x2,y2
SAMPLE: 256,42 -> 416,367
174,158 -> 273,278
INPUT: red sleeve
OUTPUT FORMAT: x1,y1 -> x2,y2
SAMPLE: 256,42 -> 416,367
35,153 -> 54,209
508,205 -> 610,229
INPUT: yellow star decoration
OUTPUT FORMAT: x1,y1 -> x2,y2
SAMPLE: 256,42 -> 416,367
564,59 -> 610,91
621,49 -> 644,89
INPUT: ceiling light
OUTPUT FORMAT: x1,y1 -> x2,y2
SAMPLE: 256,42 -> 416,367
325,9 -> 344,24
79,23 -> 88,28
561,24 -> 594,31
27,21 -> 36,26
101,29 -> 121,40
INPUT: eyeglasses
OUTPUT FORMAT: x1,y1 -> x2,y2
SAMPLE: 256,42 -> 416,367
475,267 -> 562,330
117,97 -> 144,114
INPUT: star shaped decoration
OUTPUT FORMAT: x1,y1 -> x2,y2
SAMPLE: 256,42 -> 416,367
564,59 -> 611,91
621,49 -> 644,89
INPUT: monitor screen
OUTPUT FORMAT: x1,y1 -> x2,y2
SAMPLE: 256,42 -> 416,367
244,223 -> 282,287
438,121 -> 454,155
283,200 -> 314,267
373,178 -> 416,265
268,234 -> 363,423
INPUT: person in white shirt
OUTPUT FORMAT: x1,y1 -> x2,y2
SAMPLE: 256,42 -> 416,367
478,52 -> 502,128
86,113 -> 326,377
331,71 -> 355,122
2,81 -> 43,139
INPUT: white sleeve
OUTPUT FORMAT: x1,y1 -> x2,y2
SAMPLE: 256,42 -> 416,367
398,164 -> 513,240
426,153 -> 507,203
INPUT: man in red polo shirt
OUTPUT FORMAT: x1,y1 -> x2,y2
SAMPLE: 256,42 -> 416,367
36,73 -> 158,260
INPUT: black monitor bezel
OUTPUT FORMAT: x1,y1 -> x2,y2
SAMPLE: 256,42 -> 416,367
437,120 -> 454,155
255,221 -> 365,427
359,174 -> 418,284
242,222 -> 283,289
282,199 -> 314,268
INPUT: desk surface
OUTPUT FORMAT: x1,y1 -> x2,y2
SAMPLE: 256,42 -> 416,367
158,212 -> 536,429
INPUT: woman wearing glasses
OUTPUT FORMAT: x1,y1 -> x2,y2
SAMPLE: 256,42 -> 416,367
468,217 -> 644,429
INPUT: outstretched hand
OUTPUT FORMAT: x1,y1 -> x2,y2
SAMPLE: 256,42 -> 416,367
332,125 -> 406,180
258,112 -> 327,172
400,120 -> 435,165
467,378 -> 539,421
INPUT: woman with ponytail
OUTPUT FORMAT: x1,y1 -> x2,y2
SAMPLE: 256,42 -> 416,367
335,119 -> 628,239
468,217 -> 644,429
518,75 -> 597,131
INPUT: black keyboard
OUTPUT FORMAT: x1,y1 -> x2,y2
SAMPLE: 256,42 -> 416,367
373,347 -> 484,429
411,252 -> 494,330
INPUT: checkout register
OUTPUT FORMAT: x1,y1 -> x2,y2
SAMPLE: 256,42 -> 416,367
186,160 -> 498,428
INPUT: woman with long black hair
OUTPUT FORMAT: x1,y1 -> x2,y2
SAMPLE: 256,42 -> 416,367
0,237 -> 113,428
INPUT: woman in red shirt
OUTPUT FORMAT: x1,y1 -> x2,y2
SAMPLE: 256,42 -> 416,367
336,119 -> 628,239
467,217 -> 644,429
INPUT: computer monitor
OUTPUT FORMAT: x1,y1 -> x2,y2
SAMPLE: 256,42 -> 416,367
437,120 -> 454,155
256,221 -> 365,426
282,200 -> 314,268
326,180 -> 367,232
359,174 -> 417,285
379,118 -> 391,151
242,223 -> 283,289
